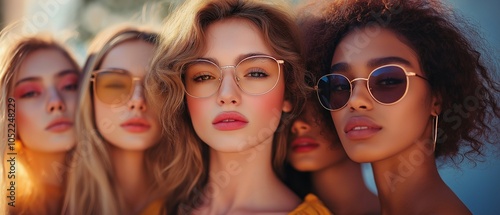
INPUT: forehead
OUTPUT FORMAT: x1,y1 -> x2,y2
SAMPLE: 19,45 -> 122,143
332,27 -> 419,68
99,39 -> 155,77
202,18 -> 274,64
16,48 -> 75,80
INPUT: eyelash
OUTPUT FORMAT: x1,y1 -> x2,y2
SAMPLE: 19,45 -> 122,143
244,69 -> 269,78
63,82 -> 79,91
193,73 -> 217,82
20,90 -> 40,98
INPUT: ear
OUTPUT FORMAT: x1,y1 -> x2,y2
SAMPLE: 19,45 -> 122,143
431,92 -> 442,116
282,100 -> 292,113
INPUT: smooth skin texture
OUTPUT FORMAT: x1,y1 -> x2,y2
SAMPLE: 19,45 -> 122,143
289,101 -> 380,214
12,48 -> 79,214
188,18 -> 299,215
329,27 -> 470,214
14,48 -> 78,153
94,40 -> 161,151
93,39 -> 161,213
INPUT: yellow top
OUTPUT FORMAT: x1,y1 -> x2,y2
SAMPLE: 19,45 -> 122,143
140,198 -> 164,215
289,194 -> 332,215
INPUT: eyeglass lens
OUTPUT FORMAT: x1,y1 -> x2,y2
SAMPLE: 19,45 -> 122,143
317,65 -> 409,111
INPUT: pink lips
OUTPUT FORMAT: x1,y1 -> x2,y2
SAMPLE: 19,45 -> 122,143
291,137 -> 319,153
344,116 -> 382,140
212,111 -> 248,131
120,118 -> 151,133
46,118 -> 73,133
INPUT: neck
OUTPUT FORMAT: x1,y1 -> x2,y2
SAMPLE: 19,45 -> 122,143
371,140 -> 442,214
200,137 -> 300,213
312,159 -> 380,215
110,146 -> 151,213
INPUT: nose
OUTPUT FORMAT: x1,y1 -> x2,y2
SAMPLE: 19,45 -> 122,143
291,118 -> 310,136
46,87 -> 66,113
217,70 -> 241,105
127,81 -> 146,111
347,81 -> 373,111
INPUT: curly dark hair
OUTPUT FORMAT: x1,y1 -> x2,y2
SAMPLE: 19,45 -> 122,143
299,0 -> 500,164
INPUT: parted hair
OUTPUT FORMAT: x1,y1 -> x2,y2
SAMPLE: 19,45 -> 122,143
146,0 -> 309,213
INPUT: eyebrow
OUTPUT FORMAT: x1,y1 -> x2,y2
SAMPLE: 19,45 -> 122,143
15,69 -> 79,87
330,62 -> 350,73
367,56 -> 412,68
199,52 -> 270,66
330,56 -> 413,73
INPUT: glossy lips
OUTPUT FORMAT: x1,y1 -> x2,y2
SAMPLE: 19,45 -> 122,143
344,117 -> 382,140
212,111 -> 248,131
120,117 -> 151,133
291,137 -> 319,153
46,118 -> 73,133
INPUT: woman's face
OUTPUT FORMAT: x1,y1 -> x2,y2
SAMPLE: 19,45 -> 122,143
288,101 -> 348,171
186,18 -> 291,153
329,27 -> 438,163
13,48 -> 79,152
93,39 -> 161,150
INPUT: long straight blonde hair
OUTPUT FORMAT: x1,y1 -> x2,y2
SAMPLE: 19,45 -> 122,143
0,26 -> 80,215
145,0 -> 309,213
62,26 -> 170,215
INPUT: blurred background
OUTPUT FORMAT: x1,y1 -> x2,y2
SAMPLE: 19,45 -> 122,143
1,0 -> 499,214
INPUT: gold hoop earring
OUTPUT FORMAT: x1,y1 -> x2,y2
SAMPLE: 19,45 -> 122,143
432,115 -> 439,152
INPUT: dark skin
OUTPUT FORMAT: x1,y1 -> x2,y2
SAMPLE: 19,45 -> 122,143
288,101 -> 380,215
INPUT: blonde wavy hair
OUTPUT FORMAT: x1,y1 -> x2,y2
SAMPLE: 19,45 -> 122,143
0,26 -> 80,215
145,0 -> 309,213
62,26 -> 169,215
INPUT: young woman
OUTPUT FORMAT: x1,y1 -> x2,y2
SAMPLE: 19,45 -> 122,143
307,0 -> 500,214
0,31 -> 80,215
63,27 -> 165,215
146,0 -> 313,214
286,95 -> 380,215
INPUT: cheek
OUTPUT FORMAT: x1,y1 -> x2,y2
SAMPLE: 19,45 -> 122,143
94,99 -> 124,135
16,101 -> 42,137
254,83 -> 285,112
62,92 -> 78,115
186,97 -> 205,120
330,112 -> 344,135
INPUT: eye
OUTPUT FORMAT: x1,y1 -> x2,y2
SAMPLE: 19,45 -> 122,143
193,74 -> 217,82
244,68 -> 269,78
63,83 -> 78,91
20,90 -> 41,98
332,84 -> 350,92
377,78 -> 404,86
59,72 -> 79,92
14,84 -> 42,99
105,82 -> 128,89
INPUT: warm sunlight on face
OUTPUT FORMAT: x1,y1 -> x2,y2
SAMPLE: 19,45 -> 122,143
13,48 -> 78,152
93,40 -> 161,150
186,18 -> 290,153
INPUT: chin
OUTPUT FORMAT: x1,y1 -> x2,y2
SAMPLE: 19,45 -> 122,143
113,141 -> 156,151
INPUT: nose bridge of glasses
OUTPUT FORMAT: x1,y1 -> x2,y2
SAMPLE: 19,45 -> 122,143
350,77 -> 369,84
219,65 -> 240,83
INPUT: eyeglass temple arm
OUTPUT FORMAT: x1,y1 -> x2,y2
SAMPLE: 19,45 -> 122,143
407,72 -> 429,81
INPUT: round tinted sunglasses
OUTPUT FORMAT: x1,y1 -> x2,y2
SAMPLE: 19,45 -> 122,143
315,64 -> 428,111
